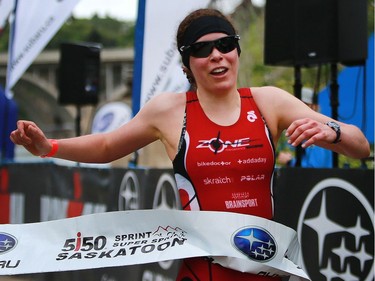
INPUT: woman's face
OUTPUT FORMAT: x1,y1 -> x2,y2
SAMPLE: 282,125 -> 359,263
189,32 -> 239,93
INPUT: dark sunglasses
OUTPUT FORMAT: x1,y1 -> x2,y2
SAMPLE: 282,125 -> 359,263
179,35 -> 240,58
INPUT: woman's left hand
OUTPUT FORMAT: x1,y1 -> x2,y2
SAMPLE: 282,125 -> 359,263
285,118 -> 337,148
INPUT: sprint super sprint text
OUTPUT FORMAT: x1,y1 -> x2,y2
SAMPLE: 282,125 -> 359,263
56,226 -> 187,261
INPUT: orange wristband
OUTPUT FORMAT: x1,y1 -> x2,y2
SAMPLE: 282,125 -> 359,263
41,139 -> 59,158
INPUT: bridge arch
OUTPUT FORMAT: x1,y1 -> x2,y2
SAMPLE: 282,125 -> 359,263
0,48 -> 134,139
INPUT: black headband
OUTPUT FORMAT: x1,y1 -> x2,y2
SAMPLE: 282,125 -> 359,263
181,16 -> 236,47
179,16 -> 237,68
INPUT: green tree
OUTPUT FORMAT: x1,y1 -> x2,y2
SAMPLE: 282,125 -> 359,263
0,15 -> 135,52
46,15 -> 135,49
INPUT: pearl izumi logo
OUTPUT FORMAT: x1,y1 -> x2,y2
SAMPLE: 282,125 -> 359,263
232,227 -> 277,262
298,178 -> 374,281
247,110 -> 258,122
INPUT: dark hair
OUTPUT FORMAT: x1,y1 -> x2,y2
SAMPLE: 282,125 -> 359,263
176,9 -> 235,51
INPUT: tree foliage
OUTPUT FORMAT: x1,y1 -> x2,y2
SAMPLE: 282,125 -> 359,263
231,0 -> 374,168
46,15 -> 135,49
233,0 -> 374,93
0,15 -> 135,52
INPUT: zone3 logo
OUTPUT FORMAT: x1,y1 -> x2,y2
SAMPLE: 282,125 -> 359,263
197,136 -> 252,154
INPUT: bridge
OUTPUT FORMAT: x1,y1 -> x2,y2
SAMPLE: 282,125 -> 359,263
0,48 -> 134,139
0,49 -> 172,168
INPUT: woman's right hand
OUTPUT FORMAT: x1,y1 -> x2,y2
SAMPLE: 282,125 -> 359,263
9,120 -> 52,157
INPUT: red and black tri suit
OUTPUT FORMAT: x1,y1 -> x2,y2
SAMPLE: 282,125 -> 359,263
173,88 -> 279,281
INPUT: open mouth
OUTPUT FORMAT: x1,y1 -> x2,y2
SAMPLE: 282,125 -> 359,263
210,67 -> 228,76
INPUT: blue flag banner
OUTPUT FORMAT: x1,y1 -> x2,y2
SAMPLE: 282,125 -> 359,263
0,85 -> 17,160
319,34 -> 374,143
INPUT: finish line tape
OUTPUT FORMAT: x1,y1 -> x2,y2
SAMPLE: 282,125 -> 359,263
0,210 -> 310,280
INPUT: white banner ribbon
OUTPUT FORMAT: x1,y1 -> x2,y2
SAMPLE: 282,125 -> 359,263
0,210 -> 310,280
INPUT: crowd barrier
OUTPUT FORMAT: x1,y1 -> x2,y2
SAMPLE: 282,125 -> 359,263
0,163 -> 373,281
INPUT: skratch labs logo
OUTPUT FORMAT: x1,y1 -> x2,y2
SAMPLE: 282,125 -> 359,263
232,227 -> 277,262
298,178 -> 374,281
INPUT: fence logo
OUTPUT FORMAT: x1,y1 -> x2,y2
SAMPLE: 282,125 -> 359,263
153,173 -> 180,211
298,178 -> 374,281
232,227 -> 277,262
0,233 -> 17,255
118,171 -> 140,210
152,173 -> 181,270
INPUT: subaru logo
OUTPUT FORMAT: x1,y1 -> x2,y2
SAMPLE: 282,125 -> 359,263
0,233 -> 17,254
232,227 -> 277,262
298,178 -> 374,280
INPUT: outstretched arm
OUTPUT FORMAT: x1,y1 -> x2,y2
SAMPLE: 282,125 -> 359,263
10,92 -> 185,163
10,116 -> 158,163
252,86 -> 370,160
10,99 -> 162,163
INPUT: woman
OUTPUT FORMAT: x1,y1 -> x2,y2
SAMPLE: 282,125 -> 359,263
10,8 -> 370,281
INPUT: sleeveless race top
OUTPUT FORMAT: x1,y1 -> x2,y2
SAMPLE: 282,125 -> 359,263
172,88 -> 278,281
173,88 -> 276,218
